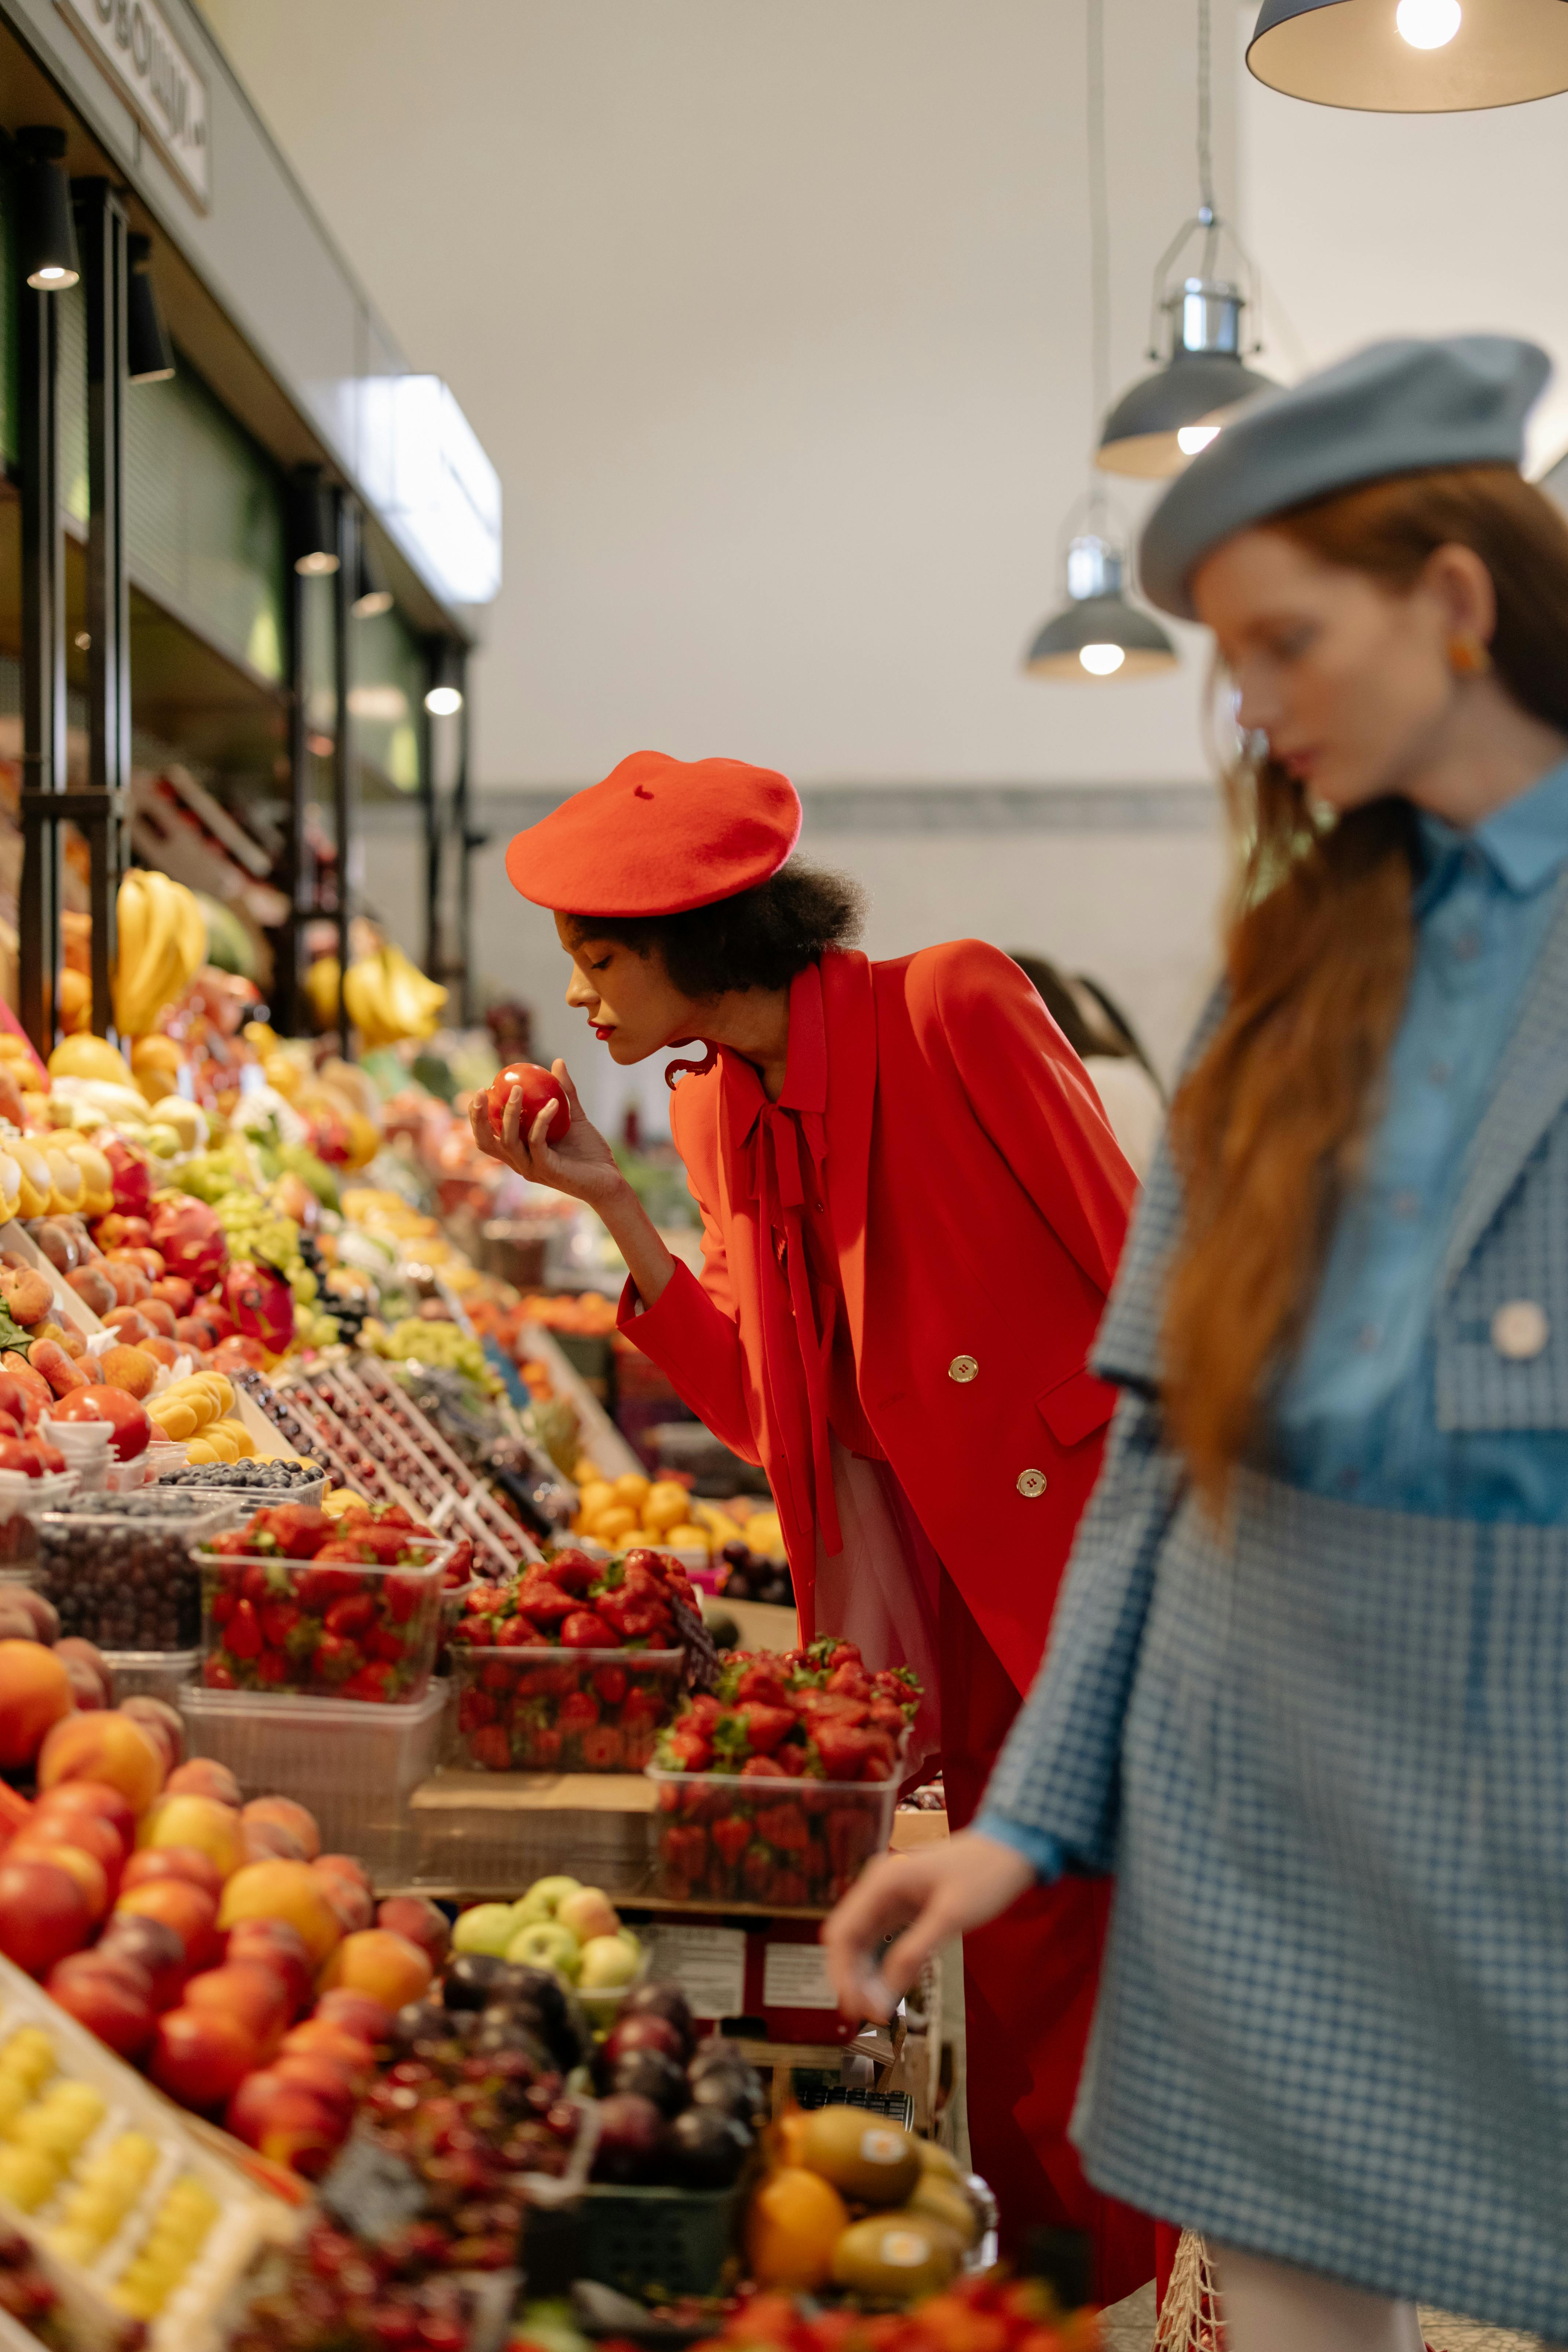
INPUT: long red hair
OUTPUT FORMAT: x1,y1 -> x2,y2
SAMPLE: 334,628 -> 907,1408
1162,464 -> 1568,1503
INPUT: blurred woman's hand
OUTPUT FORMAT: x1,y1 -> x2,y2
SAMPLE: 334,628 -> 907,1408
820,1831 -> 1036,2022
469,1059 -> 626,1212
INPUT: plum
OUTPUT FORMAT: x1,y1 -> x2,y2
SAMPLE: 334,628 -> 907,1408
590,2092 -> 668,2184
669,2106 -> 752,2188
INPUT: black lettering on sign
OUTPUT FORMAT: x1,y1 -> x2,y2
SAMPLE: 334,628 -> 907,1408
129,3 -> 149,74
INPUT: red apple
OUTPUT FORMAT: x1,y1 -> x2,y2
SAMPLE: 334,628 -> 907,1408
0,1856 -> 93,1975
119,1846 -> 224,1903
375,1895 -> 450,1968
149,2006 -> 257,2112
45,1952 -> 155,2057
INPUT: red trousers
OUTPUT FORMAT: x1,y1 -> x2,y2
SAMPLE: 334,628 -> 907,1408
938,1574 -> 1155,2307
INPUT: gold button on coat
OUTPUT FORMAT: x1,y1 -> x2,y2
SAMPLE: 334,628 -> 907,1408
948,1354 -> 979,1384
1016,1468 -> 1048,1498
1491,1299 -> 1550,1360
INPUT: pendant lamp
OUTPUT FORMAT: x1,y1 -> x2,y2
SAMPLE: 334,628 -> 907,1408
1099,0 -> 1275,476
1023,0 -> 1178,684
1247,0 -> 1568,112
1025,527 -> 1179,679
126,235 -> 175,384
14,127 -> 79,292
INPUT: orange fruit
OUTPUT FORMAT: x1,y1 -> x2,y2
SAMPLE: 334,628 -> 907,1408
743,2165 -> 848,2290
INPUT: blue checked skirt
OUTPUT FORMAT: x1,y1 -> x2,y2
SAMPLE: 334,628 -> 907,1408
1071,1468 -> 1568,2336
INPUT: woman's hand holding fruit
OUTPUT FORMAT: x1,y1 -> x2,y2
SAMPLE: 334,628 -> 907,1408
469,1061 -> 622,1209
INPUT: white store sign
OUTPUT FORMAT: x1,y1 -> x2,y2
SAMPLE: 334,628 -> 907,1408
59,0 -> 209,208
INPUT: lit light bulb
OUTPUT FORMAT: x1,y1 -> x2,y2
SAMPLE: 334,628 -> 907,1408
295,550 -> 340,577
1395,0 -> 1461,49
1079,643 -> 1126,677
425,684 -> 464,717
1177,423 -> 1221,456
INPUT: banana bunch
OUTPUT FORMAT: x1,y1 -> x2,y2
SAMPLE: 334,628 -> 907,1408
113,871 -> 207,1038
342,943 -> 447,1048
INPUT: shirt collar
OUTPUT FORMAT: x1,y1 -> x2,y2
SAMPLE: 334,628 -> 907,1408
724,961 -> 827,1144
1417,753 -> 1568,901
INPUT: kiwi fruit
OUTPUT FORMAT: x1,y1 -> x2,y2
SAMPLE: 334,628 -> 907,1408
907,2174 -> 981,2250
801,2108 -> 922,2206
831,2212 -> 958,2301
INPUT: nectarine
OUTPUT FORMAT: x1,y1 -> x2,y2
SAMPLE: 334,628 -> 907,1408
278,2017 -> 373,2077
0,1640 -> 73,1772
34,1779 -> 135,1853
113,1877 -> 220,1969
183,1961 -> 288,2053
242,1796 -> 319,1861
45,1952 -> 155,2057
119,1846 -> 224,1903
313,1869 -> 373,1934
376,1895 -> 450,1968
164,1759 -> 242,1807
38,1711 -> 164,1815
319,1928 -> 432,2012
313,1989 -> 394,2044
149,2006 -> 257,2112
0,1855 -> 92,1975
226,2070 -> 350,2177
140,1793 -> 241,1879
223,1919 -> 315,2018
9,1835 -> 108,1921
218,1860 -> 341,1967
96,1912 -> 187,2009
16,1807 -> 123,1887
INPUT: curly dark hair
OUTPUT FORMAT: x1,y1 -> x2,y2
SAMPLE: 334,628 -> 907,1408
567,859 -> 865,998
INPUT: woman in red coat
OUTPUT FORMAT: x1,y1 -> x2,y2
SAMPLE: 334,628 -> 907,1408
475,749 -> 1147,2293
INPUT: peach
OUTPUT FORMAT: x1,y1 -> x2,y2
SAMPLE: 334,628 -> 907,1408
183,1961 -> 289,2053
218,1860 -> 341,1967
0,1640 -> 73,1773
9,1835 -> 108,1921
149,2006 -> 256,2112
313,1869 -> 373,1934
278,2017 -> 373,2079
314,1989 -> 394,2044
270,2049 -> 359,2127
319,1928 -> 432,2013
95,1912 -> 187,2009
36,1779 -> 136,1854
224,1920 -> 315,2018
136,1298 -> 177,1340
140,1793 -> 242,1878
114,1877 -> 220,1969
0,1855 -> 93,1976
242,1796 -> 319,1861
118,1697 -> 183,1774
241,1818 -> 307,1865
119,1846 -> 224,1903
45,1953 -> 155,2058
376,1895 -> 450,1968
313,1852 -> 370,1894
38,1710 -> 165,1815
99,1345 -> 158,1400
164,1759 -> 242,1807
16,1804 -> 123,1887
226,2069 -> 350,2177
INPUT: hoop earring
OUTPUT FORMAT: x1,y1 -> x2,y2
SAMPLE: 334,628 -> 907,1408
1448,630 -> 1493,677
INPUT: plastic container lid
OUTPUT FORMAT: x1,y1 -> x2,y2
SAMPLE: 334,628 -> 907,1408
180,1675 -> 450,1731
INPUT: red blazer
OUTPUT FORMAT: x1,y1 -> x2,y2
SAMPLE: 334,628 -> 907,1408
618,942 -> 1136,1696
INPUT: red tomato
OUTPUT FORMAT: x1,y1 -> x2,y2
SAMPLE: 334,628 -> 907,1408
50,1385 -> 151,1461
487,1062 -> 568,1145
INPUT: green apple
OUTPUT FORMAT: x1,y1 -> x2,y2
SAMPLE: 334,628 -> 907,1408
507,1921 -> 582,1981
577,1932 -> 641,1991
555,1886 -> 621,1945
512,1875 -> 582,1925
452,1903 -> 520,1958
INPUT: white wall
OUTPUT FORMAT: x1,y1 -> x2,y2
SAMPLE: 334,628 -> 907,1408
195,0 -> 1232,791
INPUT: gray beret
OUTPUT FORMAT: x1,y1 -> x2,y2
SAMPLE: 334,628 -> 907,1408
1138,333 -> 1551,620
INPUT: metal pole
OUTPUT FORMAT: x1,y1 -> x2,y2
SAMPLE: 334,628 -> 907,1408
278,530 -> 308,1036
333,491 -> 355,1053
77,179 -> 129,1047
18,278 -> 63,1055
420,639 -> 440,986
453,645 -> 473,1024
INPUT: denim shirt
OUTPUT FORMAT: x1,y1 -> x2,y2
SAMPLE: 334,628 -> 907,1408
978,758 -> 1568,1879
1271,757 -> 1568,1521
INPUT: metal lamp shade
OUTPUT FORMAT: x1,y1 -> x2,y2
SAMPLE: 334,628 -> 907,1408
1025,592 -> 1178,680
15,127 -> 79,291
1248,0 -> 1568,111
127,236 -> 174,384
1098,348 -> 1277,478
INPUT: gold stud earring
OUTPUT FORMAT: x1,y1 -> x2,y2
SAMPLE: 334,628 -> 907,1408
1448,631 -> 1493,677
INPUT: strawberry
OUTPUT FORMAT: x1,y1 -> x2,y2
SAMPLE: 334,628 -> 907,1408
546,1549 -> 598,1595
741,1755 -> 791,1778
735,1661 -> 790,1708
810,1720 -> 880,1781
226,1598 -> 262,1660
342,1663 -> 396,1702
255,1505 -> 336,1559
559,1609 -> 617,1650
712,1815 -> 752,1869
515,1577 -> 576,1627
469,1725 -> 512,1772
313,1632 -> 360,1682
738,1702 -> 795,1754
592,1664 -> 628,1705
755,1802 -> 809,1852
579,1724 -> 624,1769
384,1572 -> 429,1623
325,1594 -> 376,1639
256,1649 -> 291,1687
523,1724 -> 564,1767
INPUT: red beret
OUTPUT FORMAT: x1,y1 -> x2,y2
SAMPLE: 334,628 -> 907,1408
505,750 -> 802,917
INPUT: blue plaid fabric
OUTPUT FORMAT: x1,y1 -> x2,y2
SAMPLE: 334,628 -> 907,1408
983,873 -> 1568,2334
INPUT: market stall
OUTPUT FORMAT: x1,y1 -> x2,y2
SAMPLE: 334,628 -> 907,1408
0,995 -> 1100,2351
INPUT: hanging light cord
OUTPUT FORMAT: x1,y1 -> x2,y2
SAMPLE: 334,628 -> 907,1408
1086,0 -> 1111,513
1196,0 -> 1216,223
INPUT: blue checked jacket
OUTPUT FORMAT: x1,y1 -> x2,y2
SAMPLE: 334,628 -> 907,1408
979,867 -> 1568,2331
